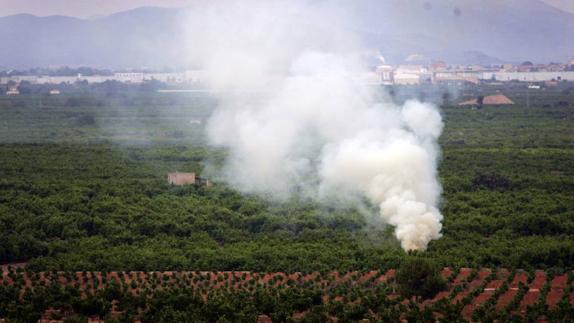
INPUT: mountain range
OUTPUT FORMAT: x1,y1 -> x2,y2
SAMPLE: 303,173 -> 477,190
0,0 -> 573,69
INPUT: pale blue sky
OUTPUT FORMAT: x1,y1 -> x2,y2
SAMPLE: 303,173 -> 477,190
0,0 -> 573,17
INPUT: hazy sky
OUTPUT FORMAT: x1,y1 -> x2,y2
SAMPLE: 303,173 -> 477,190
0,0 -> 191,18
542,0 -> 574,13
0,0 -> 573,17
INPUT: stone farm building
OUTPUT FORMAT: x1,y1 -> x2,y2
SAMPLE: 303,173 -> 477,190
167,172 -> 211,187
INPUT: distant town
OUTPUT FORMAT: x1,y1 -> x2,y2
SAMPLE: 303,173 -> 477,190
371,58 -> 574,86
2,58 -> 574,96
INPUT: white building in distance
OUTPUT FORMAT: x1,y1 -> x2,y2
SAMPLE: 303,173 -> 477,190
393,65 -> 430,85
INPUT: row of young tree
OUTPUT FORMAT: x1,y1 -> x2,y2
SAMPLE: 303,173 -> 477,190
1,260 -> 573,322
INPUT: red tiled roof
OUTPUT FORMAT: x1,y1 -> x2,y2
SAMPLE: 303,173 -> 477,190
459,94 -> 514,106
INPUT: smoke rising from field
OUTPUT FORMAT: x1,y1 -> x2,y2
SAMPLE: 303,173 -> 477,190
184,0 -> 444,251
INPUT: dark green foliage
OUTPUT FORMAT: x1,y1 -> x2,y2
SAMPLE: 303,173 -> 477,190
396,258 -> 446,299
471,172 -> 512,191
0,86 -> 573,273
76,114 -> 96,126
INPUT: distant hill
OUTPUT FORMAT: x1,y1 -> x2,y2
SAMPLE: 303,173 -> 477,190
353,0 -> 574,64
0,0 -> 573,68
0,7 -> 188,69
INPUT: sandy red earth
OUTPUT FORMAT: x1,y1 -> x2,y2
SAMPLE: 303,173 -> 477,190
1,267 -> 572,322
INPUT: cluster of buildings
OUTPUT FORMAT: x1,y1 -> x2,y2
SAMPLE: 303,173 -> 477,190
2,58 -> 574,95
0,70 -> 206,87
373,58 -> 574,86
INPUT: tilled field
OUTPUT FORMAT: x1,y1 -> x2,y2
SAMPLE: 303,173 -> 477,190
1,267 -> 573,322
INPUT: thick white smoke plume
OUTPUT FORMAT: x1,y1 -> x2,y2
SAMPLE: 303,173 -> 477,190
184,0 -> 444,251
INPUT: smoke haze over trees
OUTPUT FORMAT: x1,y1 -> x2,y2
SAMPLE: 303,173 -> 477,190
185,0 -> 445,251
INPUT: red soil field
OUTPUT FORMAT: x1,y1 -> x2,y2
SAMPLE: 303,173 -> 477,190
518,270 -> 547,314
1,267 -> 572,322
546,274 -> 567,309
